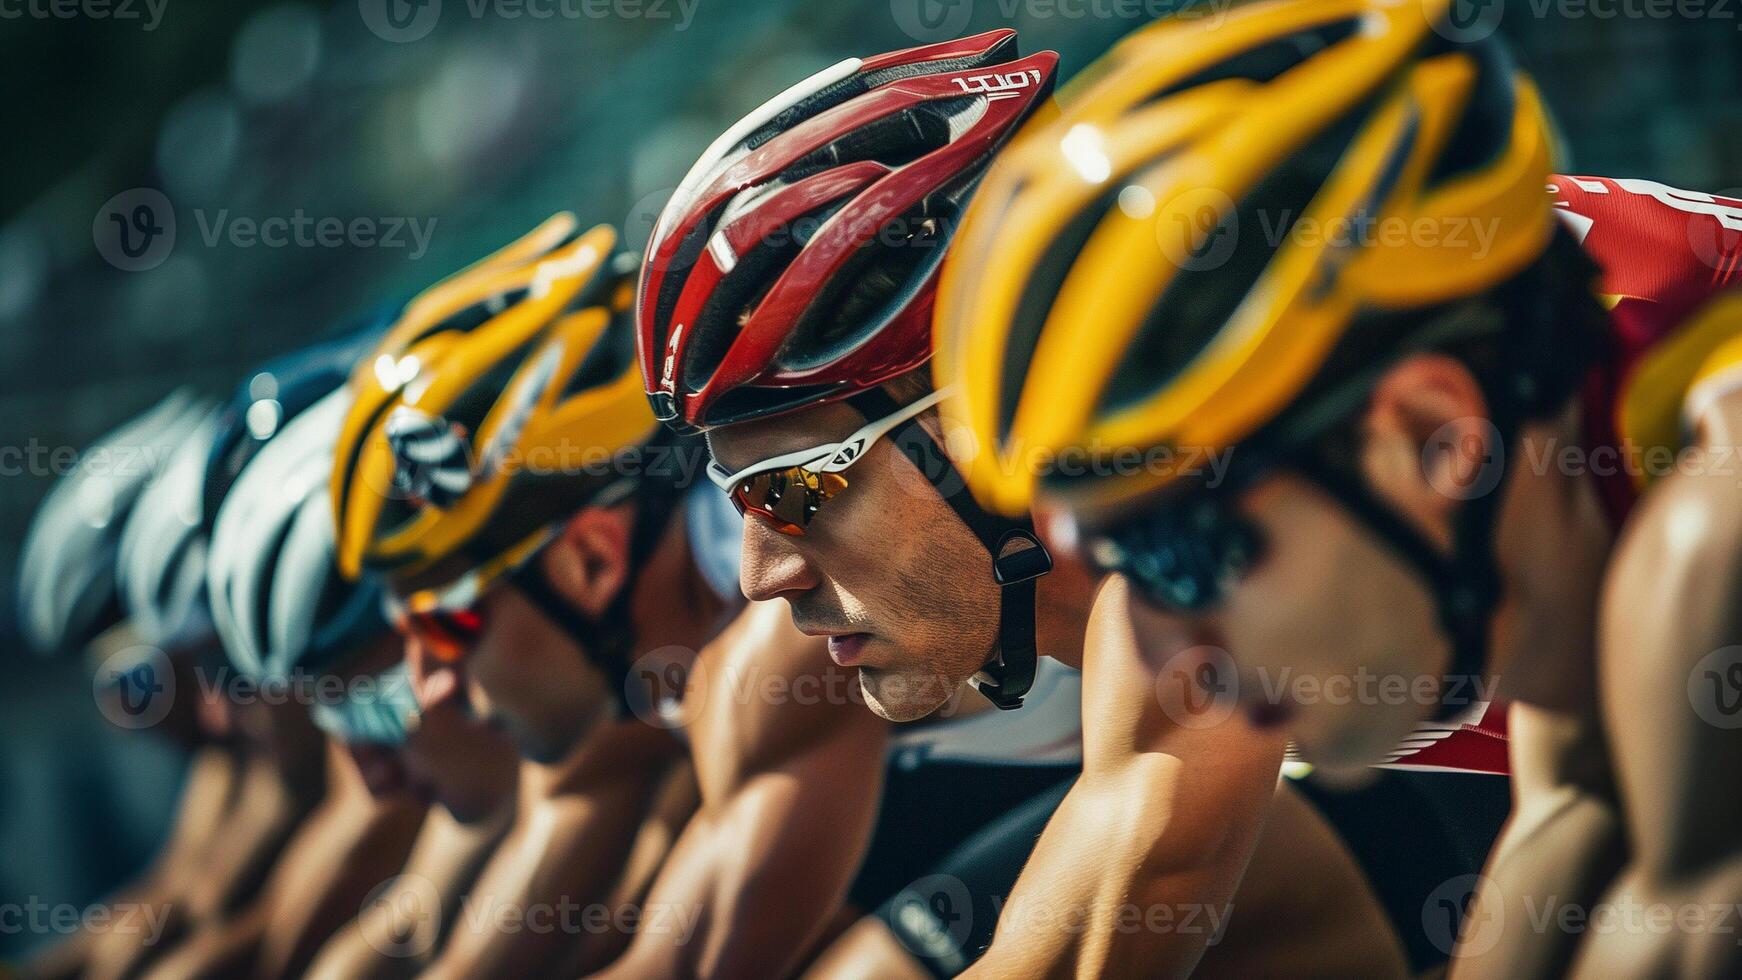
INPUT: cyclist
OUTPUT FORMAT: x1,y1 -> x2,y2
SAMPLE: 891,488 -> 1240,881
932,1 -> 1742,975
639,25 -> 1509,977
332,216 -> 879,977
14,392 -> 328,980
137,339 -> 428,980
205,381 -> 528,980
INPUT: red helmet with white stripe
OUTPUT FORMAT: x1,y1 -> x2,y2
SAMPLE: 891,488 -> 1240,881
636,29 -> 1058,431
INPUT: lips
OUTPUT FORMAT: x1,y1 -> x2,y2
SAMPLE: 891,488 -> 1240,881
826,633 -> 869,666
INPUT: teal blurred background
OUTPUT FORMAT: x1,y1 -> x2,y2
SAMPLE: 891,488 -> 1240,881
2,0 -> 1739,958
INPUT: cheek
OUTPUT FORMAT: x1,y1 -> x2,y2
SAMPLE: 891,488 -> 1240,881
1224,478 -> 1398,672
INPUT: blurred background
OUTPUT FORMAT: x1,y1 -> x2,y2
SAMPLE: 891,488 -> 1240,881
2,0 -> 1739,958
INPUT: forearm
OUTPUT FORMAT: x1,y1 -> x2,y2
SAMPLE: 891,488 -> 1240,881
255,798 -> 425,980
566,760 -> 700,975
594,750 -> 882,978
1568,860 -> 1742,979
969,771 -> 1264,980
1448,784 -> 1626,980
136,904 -> 269,980
183,768 -> 317,921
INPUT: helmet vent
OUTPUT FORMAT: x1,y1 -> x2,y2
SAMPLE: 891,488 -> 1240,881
746,34 -> 1021,152
1138,19 -> 1362,111
1422,39 -> 1516,189
1096,98 -> 1372,417
998,179 -> 1127,437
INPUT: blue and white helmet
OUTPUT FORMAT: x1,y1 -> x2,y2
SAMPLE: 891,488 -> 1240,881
208,386 -> 387,683
17,389 -> 214,654
116,405 -> 224,649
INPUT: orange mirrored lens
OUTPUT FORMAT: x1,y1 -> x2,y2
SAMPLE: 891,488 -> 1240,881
396,607 -> 483,662
730,467 -> 848,536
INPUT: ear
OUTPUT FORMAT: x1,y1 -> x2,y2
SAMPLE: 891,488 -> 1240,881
538,503 -> 634,617
1358,353 -> 1496,552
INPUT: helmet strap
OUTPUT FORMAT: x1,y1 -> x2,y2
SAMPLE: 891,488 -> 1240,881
1290,449 -> 1502,723
507,472 -> 687,720
847,388 -> 1053,710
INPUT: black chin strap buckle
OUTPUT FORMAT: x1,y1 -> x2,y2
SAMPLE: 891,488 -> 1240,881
992,528 -> 1053,585
971,528 -> 1052,711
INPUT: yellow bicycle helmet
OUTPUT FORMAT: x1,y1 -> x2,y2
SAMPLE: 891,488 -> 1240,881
332,214 -> 660,582
935,0 -> 1563,517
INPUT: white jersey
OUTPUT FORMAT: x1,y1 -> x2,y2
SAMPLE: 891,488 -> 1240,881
886,657 -> 1083,771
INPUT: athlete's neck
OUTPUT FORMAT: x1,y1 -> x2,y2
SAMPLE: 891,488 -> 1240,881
1032,550 -> 1098,671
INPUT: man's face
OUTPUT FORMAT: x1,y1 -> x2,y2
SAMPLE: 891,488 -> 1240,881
397,642 -> 520,822
1096,473 -> 1454,775
707,395 -> 998,722
451,579 -> 611,763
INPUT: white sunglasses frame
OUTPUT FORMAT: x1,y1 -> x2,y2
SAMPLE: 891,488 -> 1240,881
706,387 -> 953,494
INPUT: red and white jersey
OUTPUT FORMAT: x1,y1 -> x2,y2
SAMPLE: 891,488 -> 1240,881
1286,701 -> 1511,777
1553,175 -> 1742,525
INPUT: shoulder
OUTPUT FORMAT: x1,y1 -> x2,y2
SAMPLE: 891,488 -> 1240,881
687,601 -> 886,796
1605,419 -> 1742,661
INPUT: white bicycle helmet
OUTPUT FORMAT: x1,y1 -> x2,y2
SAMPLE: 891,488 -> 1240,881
208,387 -> 385,682
116,405 -> 223,649
17,389 -> 213,654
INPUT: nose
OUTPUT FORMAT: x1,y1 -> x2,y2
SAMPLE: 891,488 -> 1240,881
403,634 -> 430,683
738,515 -> 821,603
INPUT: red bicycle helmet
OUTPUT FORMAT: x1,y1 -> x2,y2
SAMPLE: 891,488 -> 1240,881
636,29 -> 1058,431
